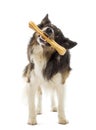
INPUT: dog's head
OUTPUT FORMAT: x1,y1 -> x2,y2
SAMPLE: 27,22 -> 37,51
36,14 -> 77,49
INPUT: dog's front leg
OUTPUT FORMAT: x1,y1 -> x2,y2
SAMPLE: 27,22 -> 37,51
27,83 -> 37,125
37,87 -> 42,114
56,85 -> 68,125
51,88 -> 57,112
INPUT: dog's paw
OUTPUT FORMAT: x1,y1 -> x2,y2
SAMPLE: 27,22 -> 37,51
28,118 -> 37,125
58,118 -> 69,125
51,107 -> 57,112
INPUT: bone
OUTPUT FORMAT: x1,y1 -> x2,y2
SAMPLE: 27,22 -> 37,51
29,21 -> 66,55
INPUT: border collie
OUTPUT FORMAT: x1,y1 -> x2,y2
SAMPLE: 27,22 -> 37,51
23,14 -> 77,125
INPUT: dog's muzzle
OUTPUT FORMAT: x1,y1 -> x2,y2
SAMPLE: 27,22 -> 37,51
37,27 -> 54,46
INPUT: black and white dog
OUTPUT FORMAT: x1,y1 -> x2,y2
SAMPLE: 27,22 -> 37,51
23,14 -> 77,125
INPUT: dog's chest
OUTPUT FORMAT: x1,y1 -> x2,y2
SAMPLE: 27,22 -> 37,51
30,58 -> 62,87
34,59 -> 45,79
30,52 -> 46,81
30,48 -> 62,86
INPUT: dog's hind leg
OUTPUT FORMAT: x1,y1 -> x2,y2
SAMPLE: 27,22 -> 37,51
37,87 -> 42,114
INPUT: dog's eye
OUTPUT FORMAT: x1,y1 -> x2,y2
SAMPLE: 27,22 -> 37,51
46,28 -> 53,34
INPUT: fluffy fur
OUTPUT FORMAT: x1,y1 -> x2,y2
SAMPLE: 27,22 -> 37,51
23,14 -> 77,125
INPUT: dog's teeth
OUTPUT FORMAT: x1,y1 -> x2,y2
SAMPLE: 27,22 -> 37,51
40,36 -> 46,42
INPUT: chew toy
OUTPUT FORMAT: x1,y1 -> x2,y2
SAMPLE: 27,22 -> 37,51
29,21 -> 66,55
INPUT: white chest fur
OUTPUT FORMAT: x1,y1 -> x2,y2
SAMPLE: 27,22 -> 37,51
30,45 -> 46,82
30,60 -> 62,89
30,45 -> 62,87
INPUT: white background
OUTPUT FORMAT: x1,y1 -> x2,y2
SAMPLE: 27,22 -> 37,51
0,0 -> 96,130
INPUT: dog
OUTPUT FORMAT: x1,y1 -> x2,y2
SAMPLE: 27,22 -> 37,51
23,14 -> 77,125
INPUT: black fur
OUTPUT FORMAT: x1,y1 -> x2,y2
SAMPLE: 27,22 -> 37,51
43,51 -> 71,80
39,14 -> 77,80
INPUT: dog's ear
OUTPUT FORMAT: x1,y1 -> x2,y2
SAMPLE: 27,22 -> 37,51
41,14 -> 51,25
64,38 -> 77,49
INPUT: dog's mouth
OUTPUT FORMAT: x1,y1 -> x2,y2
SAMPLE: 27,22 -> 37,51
37,35 -> 50,46
37,27 -> 54,46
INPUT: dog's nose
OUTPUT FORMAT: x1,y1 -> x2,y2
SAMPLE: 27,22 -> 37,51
45,27 -> 53,35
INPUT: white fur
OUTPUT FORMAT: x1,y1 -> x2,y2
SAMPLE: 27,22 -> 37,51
27,45 -> 68,125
